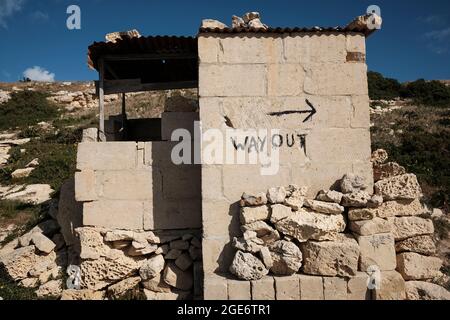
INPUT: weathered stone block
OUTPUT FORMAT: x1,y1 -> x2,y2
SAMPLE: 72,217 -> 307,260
203,275 -> 228,300
374,174 -> 422,201
161,112 -> 199,141
267,64 -> 305,97
405,281 -> 450,300
77,142 -> 137,171
228,279 -> 251,300
323,277 -> 347,300
351,95 -> 370,128
304,63 -> 368,96
83,200 -> 143,230
396,252 -> 442,280
251,276 -> 275,300
198,36 -> 220,63
357,233 -> 396,271
298,275 -> 324,300
199,64 -> 266,97
387,217 -> 434,241
373,271 -> 406,300
75,170 -> 97,202
347,272 -> 371,300
395,235 -> 436,256
350,218 -> 392,236
346,34 -> 366,53
274,275 -> 300,300
301,234 -> 359,277
95,170 -> 153,200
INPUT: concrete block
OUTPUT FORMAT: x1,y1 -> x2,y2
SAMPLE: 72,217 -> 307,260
304,63 -> 368,96
161,112 -> 199,141
75,170 -> 97,202
199,64 -> 266,97
298,275 -> 324,300
77,142 -> 137,171
323,277 -> 347,300
83,200 -> 143,230
251,276 -> 275,300
204,275 -> 228,300
274,275 -> 300,300
228,280 -> 251,300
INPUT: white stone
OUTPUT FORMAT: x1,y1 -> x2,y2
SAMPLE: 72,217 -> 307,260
229,251 -> 268,281
269,240 -> 302,276
139,255 -> 165,280
304,199 -> 344,214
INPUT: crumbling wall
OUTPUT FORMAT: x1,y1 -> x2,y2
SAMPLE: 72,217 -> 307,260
198,32 -> 373,285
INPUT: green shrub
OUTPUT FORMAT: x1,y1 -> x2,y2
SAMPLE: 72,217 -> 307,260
400,79 -> 450,106
368,71 -> 402,100
0,91 -> 60,131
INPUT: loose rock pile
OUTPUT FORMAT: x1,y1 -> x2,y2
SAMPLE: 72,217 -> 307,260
72,227 -> 202,300
229,149 -> 450,300
201,12 -> 268,30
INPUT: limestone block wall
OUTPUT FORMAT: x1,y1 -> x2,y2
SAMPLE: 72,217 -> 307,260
198,32 -> 374,280
74,141 -> 201,231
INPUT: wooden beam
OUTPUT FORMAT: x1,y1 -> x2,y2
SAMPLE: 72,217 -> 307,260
100,79 -> 198,95
98,59 -> 106,142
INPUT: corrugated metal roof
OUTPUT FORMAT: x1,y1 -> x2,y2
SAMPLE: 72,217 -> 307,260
88,35 -> 198,70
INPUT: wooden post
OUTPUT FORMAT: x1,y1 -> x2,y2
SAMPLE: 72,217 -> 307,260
121,93 -> 126,140
98,58 -> 106,142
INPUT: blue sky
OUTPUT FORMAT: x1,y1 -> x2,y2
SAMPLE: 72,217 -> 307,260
0,0 -> 449,82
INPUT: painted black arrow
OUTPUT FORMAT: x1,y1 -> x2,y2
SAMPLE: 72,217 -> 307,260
267,99 -> 317,123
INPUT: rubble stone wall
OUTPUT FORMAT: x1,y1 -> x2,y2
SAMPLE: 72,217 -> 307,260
198,32 -> 374,281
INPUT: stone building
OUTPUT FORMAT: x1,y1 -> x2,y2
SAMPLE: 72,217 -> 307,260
74,13 -> 389,299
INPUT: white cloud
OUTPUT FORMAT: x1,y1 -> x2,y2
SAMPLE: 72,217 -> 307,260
23,66 -> 55,82
0,0 -> 25,28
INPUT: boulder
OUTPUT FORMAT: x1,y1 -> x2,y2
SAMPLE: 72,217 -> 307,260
77,227 -> 110,260
175,253 -> 193,271
31,233 -> 56,254
316,190 -> 343,204
269,240 -> 302,276
163,263 -> 193,291
350,218 -> 392,236
201,19 -> 227,29
61,289 -> 105,300
396,252 -> 442,280
165,249 -> 182,260
387,217 -> 434,241
340,174 -> 368,194
248,18 -> 267,30
259,247 -> 273,269
35,279 -> 63,298
405,281 -> 450,300
107,276 -> 141,299
275,210 -> 346,242
240,192 -> 267,207
341,191 -> 371,207
367,194 -> 383,208
301,234 -> 359,277
80,249 -> 141,290
229,251 -> 268,281
357,233 -> 396,271
142,273 -> 171,293
376,199 -> 425,218
395,235 -> 437,256
28,251 -> 57,277
373,271 -> 406,300
348,208 -> 377,221
304,199 -> 344,215
241,221 -> 280,244
267,187 -> 287,204
82,128 -> 98,142
0,246 -> 37,280
2,184 -> 53,205
373,162 -> 406,182
20,278 -> 39,288
240,206 -> 270,224
374,174 -> 422,201
284,190 -> 305,211
270,204 -> 294,223
139,255 -> 165,280
104,230 -> 134,242
371,149 -> 388,165
232,15 -> 246,28
57,178 -> 83,246
11,167 -> 35,179
243,12 -> 260,23
232,235 -> 264,254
